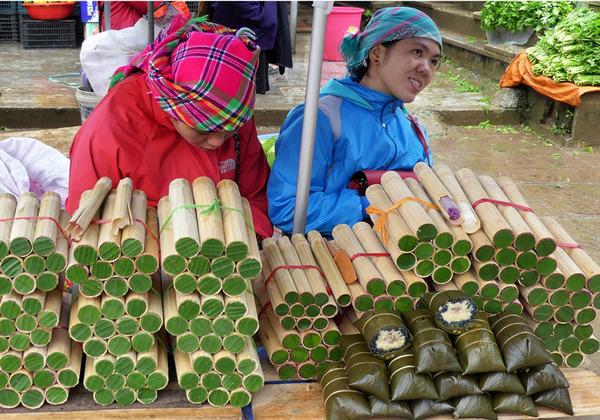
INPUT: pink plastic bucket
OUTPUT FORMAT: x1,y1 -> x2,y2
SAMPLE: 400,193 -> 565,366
324,6 -> 364,62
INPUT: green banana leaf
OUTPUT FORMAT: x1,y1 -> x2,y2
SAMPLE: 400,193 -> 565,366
319,362 -> 372,420
353,308 -> 411,360
388,349 -> 439,401
410,398 -> 454,420
478,371 -> 526,394
368,395 -> 412,419
401,309 -> 462,373
452,393 -> 497,419
492,392 -> 539,417
432,372 -> 482,401
340,334 -> 390,403
419,290 -> 477,335
453,311 -> 506,374
488,311 -> 552,372
533,387 -> 574,416
520,362 -> 570,395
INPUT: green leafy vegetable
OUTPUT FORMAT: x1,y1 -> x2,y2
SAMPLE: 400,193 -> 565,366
480,1 -> 573,33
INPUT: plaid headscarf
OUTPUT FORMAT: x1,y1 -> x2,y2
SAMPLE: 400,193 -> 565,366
339,7 -> 442,78
111,17 -> 260,132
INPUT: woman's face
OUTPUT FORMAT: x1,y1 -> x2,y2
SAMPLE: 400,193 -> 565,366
364,37 -> 441,103
172,119 -> 234,150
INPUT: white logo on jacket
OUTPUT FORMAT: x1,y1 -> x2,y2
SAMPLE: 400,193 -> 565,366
219,159 -> 236,174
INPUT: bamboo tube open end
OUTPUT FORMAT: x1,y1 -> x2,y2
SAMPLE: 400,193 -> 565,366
458,202 -> 480,233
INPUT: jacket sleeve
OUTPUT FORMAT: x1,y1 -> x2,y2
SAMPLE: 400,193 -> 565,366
267,105 -> 363,236
236,118 -> 273,239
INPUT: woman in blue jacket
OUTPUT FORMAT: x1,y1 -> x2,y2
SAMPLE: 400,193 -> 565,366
267,6 -> 442,236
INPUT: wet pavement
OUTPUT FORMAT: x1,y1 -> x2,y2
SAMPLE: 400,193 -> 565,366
0,3 -> 598,372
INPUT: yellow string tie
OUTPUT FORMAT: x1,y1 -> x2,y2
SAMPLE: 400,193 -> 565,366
366,197 -> 440,245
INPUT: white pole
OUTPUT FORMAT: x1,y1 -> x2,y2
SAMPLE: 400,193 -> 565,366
290,1 -> 298,54
291,1 -> 333,234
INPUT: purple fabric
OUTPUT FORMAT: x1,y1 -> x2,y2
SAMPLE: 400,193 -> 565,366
210,1 -> 277,51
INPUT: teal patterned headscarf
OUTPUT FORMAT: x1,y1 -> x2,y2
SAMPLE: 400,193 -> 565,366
340,7 -> 442,78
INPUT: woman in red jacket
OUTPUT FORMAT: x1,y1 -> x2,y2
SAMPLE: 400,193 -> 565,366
67,16 -> 274,239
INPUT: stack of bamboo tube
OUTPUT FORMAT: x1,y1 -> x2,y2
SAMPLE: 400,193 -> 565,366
0,192 -> 82,408
65,179 -> 168,406
252,253 -> 341,380
159,177 -> 263,405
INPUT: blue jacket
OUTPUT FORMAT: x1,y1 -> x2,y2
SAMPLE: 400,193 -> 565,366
267,77 -> 433,235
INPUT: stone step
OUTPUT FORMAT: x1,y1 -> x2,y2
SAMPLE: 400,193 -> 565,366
406,1 -> 486,39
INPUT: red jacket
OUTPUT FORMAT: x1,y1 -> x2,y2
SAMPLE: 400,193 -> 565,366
67,73 -> 273,239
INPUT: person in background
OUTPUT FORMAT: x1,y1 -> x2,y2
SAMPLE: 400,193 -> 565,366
206,1 -> 293,94
266,6 -> 442,236
67,16 -> 273,239
99,1 -> 161,30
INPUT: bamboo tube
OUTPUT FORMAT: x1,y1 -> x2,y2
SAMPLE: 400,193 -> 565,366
455,168 -> 514,248
101,294 -> 125,321
432,163 -> 481,233
23,344 -> 46,372
277,235 -> 315,305
332,224 -> 386,297
496,176 -> 557,256
157,197 -> 186,276
126,291 -> 148,318
190,348 -> 213,375
217,179 -> 249,262
518,283 -> 548,306
547,247 -> 586,292
71,195 -> 100,267
136,339 -> 159,375
84,354 -> 104,391
120,190 -> 147,259
68,295 -> 91,343
452,270 -> 480,296
22,386 -> 46,409
256,313 -> 289,366
405,177 -> 456,251
548,288 -> 570,307
413,161 -> 464,225
236,336 -> 259,375
135,207 -> 160,276
0,289 -> 22,320
66,177 -> 112,241
0,193 -> 17,260
58,337 -> 83,388
540,216 -> 600,293
259,299 -> 300,350
307,230 -> 352,307
164,286 -> 188,336
176,290 -> 201,321
94,353 -> 115,378
169,178 -> 200,258
365,184 -> 417,251
574,306 -> 597,326
290,234 -> 329,306
110,177 -> 133,235
21,287 -> 45,316
262,237 -> 299,305
352,222 -> 406,297
140,273 -> 163,333
32,191 -> 61,256
252,255 -> 289,316
224,292 -> 248,321
201,292 -> 225,320
192,176 -> 225,259
237,197 -> 262,279
472,259 -> 499,281
478,175 -> 536,252
9,192 -> 39,257
234,284 -> 259,336
38,287 -> 64,331
347,281 -> 372,313
173,347 -> 199,390
380,171 -> 438,241
366,210 -> 415,271
146,340 -> 169,390
520,297 -> 554,322
468,228 -> 495,263
47,326 -> 71,370
45,210 -> 69,274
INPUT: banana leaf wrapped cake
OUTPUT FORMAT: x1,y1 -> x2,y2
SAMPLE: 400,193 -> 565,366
492,392 -> 539,417
452,393 -> 497,419
533,387 -> 574,416
478,371 -> 526,394
353,308 -> 411,360
453,311 -> 506,374
419,290 -> 478,335
340,334 -> 390,403
488,311 -> 552,372
368,395 -> 412,419
520,362 -> 569,395
401,309 -> 462,373
432,372 -> 482,401
319,362 -> 371,420
410,398 -> 454,420
387,349 -> 439,401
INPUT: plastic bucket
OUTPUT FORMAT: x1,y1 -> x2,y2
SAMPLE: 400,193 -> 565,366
75,86 -> 101,124
324,6 -> 363,62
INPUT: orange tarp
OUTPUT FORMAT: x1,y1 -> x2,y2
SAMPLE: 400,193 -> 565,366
500,50 -> 600,107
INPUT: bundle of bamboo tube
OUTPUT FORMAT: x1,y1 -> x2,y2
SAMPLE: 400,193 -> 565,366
0,289 -> 80,408
172,334 -> 264,406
